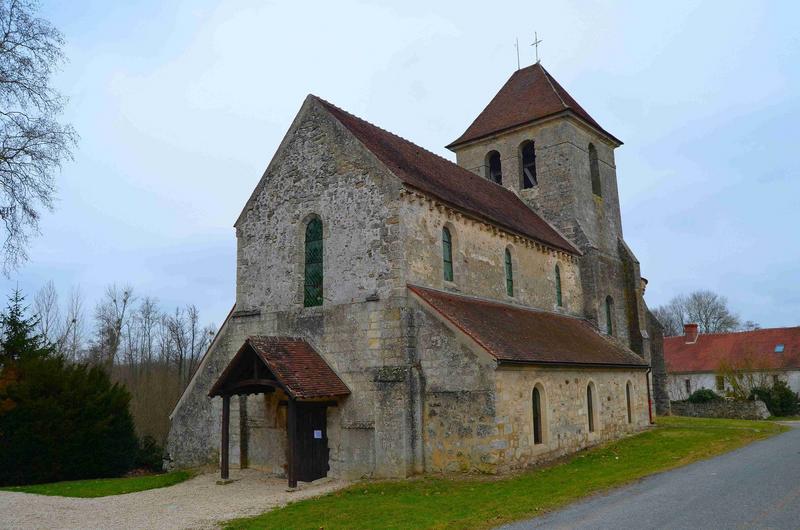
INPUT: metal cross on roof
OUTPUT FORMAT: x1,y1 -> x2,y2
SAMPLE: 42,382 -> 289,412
531,32 -> 542,63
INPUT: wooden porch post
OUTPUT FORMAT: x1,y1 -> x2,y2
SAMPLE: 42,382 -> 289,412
221,395 -> 230,480
287,397 -> 297,488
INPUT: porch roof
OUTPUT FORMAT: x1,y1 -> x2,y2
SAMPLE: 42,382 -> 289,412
208,336 -> 350,400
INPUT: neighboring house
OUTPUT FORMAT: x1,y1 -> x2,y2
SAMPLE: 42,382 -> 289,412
665,323 -> 800,400
166,63 -> 666,487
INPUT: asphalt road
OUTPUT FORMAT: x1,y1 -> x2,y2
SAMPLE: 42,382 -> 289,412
502,422 -> 800,530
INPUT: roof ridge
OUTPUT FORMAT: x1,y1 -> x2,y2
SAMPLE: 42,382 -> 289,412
538,63 -> 569,110
664,326 -> 800,340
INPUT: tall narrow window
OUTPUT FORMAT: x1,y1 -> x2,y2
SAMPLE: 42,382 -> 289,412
555,264 -> 563,307
487,151 -> 502,184
532,387 -> 543,445
626,382 -> 633,424
589,143 -> 601,197
520,141 -> 537,189
605,296 -> 615,335
303,218 -> 323,307
587,384 -> 595,433
504,248 -> 514,296
442,227 -> 454,282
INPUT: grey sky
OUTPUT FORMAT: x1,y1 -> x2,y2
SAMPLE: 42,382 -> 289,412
3,0 -> 798,330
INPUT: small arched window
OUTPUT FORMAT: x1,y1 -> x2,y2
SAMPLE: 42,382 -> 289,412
442,227 -> 454,282
605,296 -> 615,335
487,151 -> 502,184
520,141 -> 537,189
555,264 -> 563,308
626,381 -> 633,424
589,143 -> 601,197
532,387 -> 543,445
587,383 -> 595,433
504,248 -> 514,296
303,218 -> 323,307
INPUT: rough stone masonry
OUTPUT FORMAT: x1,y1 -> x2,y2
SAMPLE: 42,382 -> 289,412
166,63 -> 667,482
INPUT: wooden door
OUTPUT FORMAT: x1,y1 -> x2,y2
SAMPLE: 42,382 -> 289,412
294,403 -> 329,482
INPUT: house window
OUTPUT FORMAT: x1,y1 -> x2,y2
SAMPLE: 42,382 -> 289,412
587,383 -> 596,433
555,264 -> 563,307
589,143 -> 601,197
442,227 -> 454,282
504,248 -> 514,296
532,387 -> 543,445
487,151 -> 502,184
626,381 -> 633,424
303,217 -> 323,307
605,296 -> 615,335
520,141 -> 537,189
684,379 -> 691,394
715,375 -> 724,392
775,344 -> 785,353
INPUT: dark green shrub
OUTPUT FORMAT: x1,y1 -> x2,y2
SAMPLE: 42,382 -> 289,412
135,435 -> 164,472
687,388 -> 722,403
0,289 -> 138,486
751,381 -> 800,417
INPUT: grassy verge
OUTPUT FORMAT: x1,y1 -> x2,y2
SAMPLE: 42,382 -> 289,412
1,470 -> 194,498
227,417 -> 786,530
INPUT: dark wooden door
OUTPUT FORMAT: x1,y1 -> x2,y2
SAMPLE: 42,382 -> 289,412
294,403 -> 329,482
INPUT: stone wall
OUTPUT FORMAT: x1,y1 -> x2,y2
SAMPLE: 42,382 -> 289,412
492,367 -> 649,472
670,400 -> 770,420
401,195 -> 582,315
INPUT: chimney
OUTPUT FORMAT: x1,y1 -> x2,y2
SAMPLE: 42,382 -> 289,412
684,323 -> 699,344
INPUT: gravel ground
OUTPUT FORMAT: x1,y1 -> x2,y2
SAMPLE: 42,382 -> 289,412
0,469 -> 347,530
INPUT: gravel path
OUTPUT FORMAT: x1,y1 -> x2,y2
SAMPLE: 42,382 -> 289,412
0,469 -> 347,530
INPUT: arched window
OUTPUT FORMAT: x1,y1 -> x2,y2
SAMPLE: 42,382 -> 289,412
605,296 -> 615,335
626,381 -> 633,424
520,141 -> 537,189
303,218 -> 323,307
532,387 -> 543,445
587,383 -> 595,433
555,264 -> 563,307
504,248 -> 514,296
442,227 -> 454,282
589,143 -> 601,197
487,151 -> 502,184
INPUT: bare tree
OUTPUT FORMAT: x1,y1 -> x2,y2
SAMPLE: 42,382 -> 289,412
59,285 -> 85,360
33,278 -> 59,343
92,284 -> 134,367
653,290 -> 741,336
0,0 -> 77,271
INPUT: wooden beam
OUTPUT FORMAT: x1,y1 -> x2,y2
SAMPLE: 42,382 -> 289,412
287,398 -> 297,488
221,395 -> 230,480
223,378 -> 280,394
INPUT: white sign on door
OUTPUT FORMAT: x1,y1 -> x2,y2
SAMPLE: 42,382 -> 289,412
313,430 -> 322,439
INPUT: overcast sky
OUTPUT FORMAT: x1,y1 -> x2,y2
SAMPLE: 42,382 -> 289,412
2,0 -> 798,331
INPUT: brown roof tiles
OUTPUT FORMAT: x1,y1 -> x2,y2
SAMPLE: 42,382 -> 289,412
314,96 -> 578,255
447,63 -> 621,148
409,285 -> 648,368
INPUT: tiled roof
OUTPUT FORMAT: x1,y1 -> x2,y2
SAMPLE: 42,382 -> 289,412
314,96 -> 579,255
409,285 -> 648,368
665,327 -> 800,374
447,63 -> 620,148
211,336 -> 350,399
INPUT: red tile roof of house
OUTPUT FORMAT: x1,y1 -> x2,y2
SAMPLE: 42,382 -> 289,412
409,285 -> 648,368
664,327 -> 800,374
314,96 -> 579,255
447,63 -> 621,149
210,336 -> 350,399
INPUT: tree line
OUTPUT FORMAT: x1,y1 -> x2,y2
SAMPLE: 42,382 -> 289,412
653,289 -> 760,337
30,280 -> 215,443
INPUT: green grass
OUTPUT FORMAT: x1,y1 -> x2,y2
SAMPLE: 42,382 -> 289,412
227,417 -> 787,530
1,470 -> 194,498
769,415 -> 800,421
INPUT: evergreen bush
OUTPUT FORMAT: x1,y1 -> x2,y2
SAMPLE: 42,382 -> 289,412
687,388 -> 722,404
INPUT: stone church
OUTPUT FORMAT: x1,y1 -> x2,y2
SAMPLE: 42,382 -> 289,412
166,63 -> 668,486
